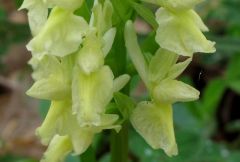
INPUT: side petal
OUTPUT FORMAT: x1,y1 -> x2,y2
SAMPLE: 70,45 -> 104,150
156,8 -> 216,56
149,48 -> 178,85
71,128 -> 95,155
90,0 -> 113,35
29,55 -> 62,81
167,57 -> 192,80
41,135 -> 72,162
19,0 -> 48,36
36,100 -> 70,145
26,77 -> 71,100
130,101 -> 178,156
102,28 -> 116,57
97,114 -> 121,132
153,79 -> 200,103
124,21 -> 149,86
187,10 -> 209,32
27,7 -> 89,58
113,74 -> 130,93
77,33 -> 104,75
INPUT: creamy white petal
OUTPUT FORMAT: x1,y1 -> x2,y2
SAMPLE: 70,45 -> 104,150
130,101 -> 178,156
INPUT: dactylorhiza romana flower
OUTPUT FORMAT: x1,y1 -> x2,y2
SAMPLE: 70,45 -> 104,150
125,0 -> 215,156
142,0 -> 216,56
21,0 -> 216,160
21,0 -> 130,161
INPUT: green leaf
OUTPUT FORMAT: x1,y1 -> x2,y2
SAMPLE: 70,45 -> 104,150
225,54 -> 240,81
130,2 -> 158,30
113,92 -> 136,120
226,120 -> 240,132
74,1 -> 91,22
80,146 -> 96,162
211,36 -> 240,55
111,0 -> 134,24
202,79 -> 226,119
140,31 -> 159,54
228,80 -> 240,94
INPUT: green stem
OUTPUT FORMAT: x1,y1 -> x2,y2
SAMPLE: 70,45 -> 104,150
80,146 -> 96,162
110,122 -> 129,162
108,24 -> 129,162
108,1 -> 136,161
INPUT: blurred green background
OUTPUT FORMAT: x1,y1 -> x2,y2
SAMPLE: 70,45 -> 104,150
0,0 -> 240,162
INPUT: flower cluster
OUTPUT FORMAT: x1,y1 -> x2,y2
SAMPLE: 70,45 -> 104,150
21,0 -> 130,161
125,0 -> 216,156
21,0 -> 216,160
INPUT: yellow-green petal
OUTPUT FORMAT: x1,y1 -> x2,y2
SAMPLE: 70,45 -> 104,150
153,79 -> 200,103
26,77 -> 71,100
36,100 -> 70,144
27,7 -> 89,58
156,8 -> 216,56
29,55 -> 61,80
125,21 -> 148,86
77,33 -> 104,74
149,48 -> 178,86
41,135 -> 72,162
167,57 -> 192,80
90,0 -> 113,36
102,28 -> 116,57
130,101 -> 178,156
44,0 -> 84,10
113,74 -> 130,93
142,0 -> 203,11
19,0 -> 48,36
72,66 -> 114,126
27,56 -> 71,100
